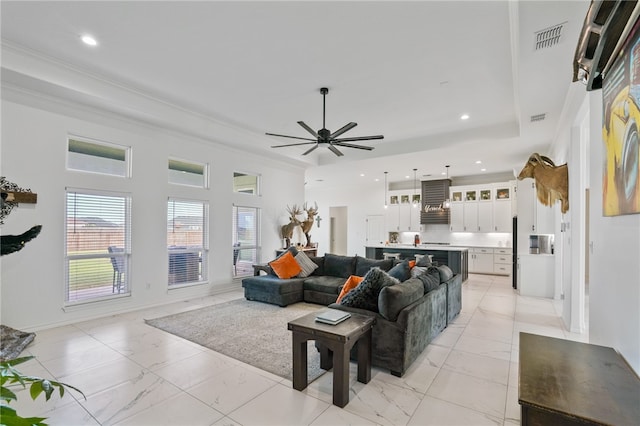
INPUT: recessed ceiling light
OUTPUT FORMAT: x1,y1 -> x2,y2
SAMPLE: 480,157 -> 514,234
81,35 -> 98,46
460,114 -> 470,120
475,160 -> 482,164
374,178 -> 379,182
360,173 -> 365,177
481,168 -> 486,172
405,175 -> 410,179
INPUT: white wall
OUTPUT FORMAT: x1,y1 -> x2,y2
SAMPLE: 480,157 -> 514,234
586,90 -> 640,374
1,99 -> 304,330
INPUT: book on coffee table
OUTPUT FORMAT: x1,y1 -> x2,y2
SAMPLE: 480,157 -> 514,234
315,309 -> 351,325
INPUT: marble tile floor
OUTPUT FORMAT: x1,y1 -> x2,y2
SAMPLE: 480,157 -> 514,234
10,274 -> 585,426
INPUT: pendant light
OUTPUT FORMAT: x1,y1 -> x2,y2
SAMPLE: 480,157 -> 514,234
442,165 -> 451,209
412,168 -> 419,208
384,171 -> 388,209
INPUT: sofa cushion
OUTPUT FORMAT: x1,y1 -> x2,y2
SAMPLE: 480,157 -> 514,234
303,276 -> 346,295
308,256 -> 324,276
355,256 -> 393,276
387,260 -> 412,282
378,278 -> 425,321
417,267 -> 441,293
336,275 -> 364,303
437,264 -> 454,282
324,253 -> 356,278
269,251 -> 301,279
295,251 -> 318,278
339,268 -> 399,312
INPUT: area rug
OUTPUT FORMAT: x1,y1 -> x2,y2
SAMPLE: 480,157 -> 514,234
0,324 -> 36,362
145,299 -> 326,382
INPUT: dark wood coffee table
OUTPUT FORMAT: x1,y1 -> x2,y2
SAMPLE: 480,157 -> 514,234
519,332 -> 640,425
287,310 -> 375,407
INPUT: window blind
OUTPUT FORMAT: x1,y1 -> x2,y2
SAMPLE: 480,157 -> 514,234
65,190 -> 131,303
232,205 -> 260,277
167,198 -> 208,286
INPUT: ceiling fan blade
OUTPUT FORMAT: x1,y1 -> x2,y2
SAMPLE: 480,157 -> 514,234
271,141 -> 316,148
302,144 -> 319,155
327,144 -> 344,157
333,141 -> 374,151
333,135 -> 384,143
330,122 -> 357,139
297,121 -> 319,138
265,132 -> 317,142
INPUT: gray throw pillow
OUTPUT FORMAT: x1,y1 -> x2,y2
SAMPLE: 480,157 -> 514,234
387,260 -> 411,282
437,264 -> 454,282
410,266 -> 429,278
324,253 -> 356,278
417,267 -> 441,293
295,251 -> 319,278
339,267 -> 399,312
379,278 -> 425,321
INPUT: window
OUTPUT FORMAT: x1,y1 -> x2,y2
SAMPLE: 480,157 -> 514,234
67,137 -> 130,177
232,206 -> 260,277
65,189 -> 131,303
169,158 -> 208,188
233,172 -> 259,194
167,198 -> 208,286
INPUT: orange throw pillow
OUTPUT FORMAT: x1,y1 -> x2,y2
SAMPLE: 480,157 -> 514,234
269,251 -> 302,279
409,260 -> 416,269
336,275 -> 364,303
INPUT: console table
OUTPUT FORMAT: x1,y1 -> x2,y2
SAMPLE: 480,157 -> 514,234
288,310 -> 375,408
276,247 -> 317,257
519,332 -> 640,425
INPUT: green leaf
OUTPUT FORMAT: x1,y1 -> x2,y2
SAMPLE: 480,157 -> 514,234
29,381 -> 43,401
0,386 -> 18,403
0,356 -> 34,368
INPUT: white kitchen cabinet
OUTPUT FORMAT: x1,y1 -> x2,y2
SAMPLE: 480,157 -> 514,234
450,183 -> 514,233
516,180 -> 554,234
469,248 -> 494,274
449,201 -> 465,232
493,248 -> 512,275
518,254 -> 554,298
387,190 -> 420,232
478,201 -> 493,232
386,204 -> 399,232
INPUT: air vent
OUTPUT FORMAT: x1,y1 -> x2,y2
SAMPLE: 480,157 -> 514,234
534,22 -> 566,50
530,113 -> 546,122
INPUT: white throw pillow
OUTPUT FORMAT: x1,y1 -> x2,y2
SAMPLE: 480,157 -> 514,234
295,251 -> 318,278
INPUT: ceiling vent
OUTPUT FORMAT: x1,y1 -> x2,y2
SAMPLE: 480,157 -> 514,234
534,22 -> 566,50
530,113 -> 546,122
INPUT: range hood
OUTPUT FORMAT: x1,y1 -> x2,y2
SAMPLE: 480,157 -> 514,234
420,179 -> 450,225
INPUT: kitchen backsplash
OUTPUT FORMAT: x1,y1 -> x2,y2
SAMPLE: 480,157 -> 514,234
396,224 -> 512,247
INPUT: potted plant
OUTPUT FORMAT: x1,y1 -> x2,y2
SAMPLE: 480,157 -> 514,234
1,356 -> 85,426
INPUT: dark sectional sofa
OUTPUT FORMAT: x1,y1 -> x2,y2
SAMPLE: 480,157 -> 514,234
241,252 -> 462,377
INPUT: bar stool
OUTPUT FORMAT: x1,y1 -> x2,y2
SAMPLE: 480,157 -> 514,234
383,252 -> 401,260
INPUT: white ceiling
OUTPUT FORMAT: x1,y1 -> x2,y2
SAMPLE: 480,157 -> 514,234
1,1 -> 590,188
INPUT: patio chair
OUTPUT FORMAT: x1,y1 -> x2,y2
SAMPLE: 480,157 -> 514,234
233,242 -> 241,274
108,246 -> 125,293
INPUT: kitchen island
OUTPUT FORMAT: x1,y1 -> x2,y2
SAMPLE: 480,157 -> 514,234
365,244 -> 468,282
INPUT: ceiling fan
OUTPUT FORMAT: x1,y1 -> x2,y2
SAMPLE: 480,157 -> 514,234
266,87 -> 384,157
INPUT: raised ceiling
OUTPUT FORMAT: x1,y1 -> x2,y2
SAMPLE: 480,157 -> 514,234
1,1 -> 590,187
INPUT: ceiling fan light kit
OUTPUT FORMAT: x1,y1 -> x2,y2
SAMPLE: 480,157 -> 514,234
267,87 -> 384,157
